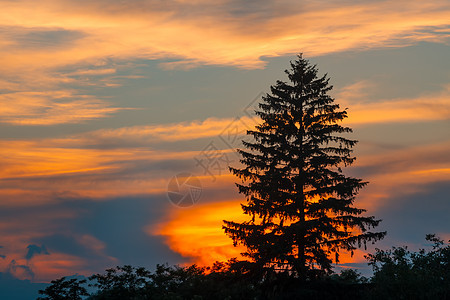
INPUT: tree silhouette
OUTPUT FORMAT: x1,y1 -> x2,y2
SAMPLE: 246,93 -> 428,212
88,265 -> 151,299
223,54 -> 386,279
37,277 -> 88,300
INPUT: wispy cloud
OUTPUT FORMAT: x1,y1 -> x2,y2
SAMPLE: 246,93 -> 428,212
0,91 -> 125,125
84,116 -> 257,143
340,82 -> 450,125
352,141 -> 450,211
0,141 -> 178,205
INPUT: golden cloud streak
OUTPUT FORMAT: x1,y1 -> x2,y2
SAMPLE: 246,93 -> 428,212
0,138 -> 199,206
351,141 -> 450,211
0,91 -> 125,125
339,82 -> 450,125
88,116 -> 258,142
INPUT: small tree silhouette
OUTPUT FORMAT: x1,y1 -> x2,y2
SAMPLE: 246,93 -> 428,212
37,277 -> 88,300
366,234 -> 450,299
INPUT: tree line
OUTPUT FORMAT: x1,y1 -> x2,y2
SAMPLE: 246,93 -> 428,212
38,236 -> 450,299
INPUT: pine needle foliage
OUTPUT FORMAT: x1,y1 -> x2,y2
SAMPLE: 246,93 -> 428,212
223,55 -> 386,279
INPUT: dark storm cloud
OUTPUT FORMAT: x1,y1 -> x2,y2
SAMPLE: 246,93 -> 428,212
25,245 -> 49,261
12,28 -> 85,50
34,235 -> 91,259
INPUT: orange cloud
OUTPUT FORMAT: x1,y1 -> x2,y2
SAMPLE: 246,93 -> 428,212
349,140 -> 450,212
85,116 -> 258,143
30,252 -> 95,282
340,83 -> 450,125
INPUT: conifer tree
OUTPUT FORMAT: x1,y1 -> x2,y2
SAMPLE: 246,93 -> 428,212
223,55 -> 386,279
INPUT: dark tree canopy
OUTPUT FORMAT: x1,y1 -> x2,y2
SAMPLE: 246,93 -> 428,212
366,234 -> 450,299
223,54 -> 386,279
37,277 -> 88,300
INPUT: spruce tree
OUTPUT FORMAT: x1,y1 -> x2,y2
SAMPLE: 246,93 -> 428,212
223,55 -> 386,279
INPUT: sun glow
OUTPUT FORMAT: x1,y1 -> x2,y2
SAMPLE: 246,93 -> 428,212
151,200 -> 247,266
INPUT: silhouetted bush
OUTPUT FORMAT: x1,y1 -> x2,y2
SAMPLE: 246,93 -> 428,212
366,234 -> 450,300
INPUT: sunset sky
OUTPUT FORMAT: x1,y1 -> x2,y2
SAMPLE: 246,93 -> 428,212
0,0 -> 449,296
